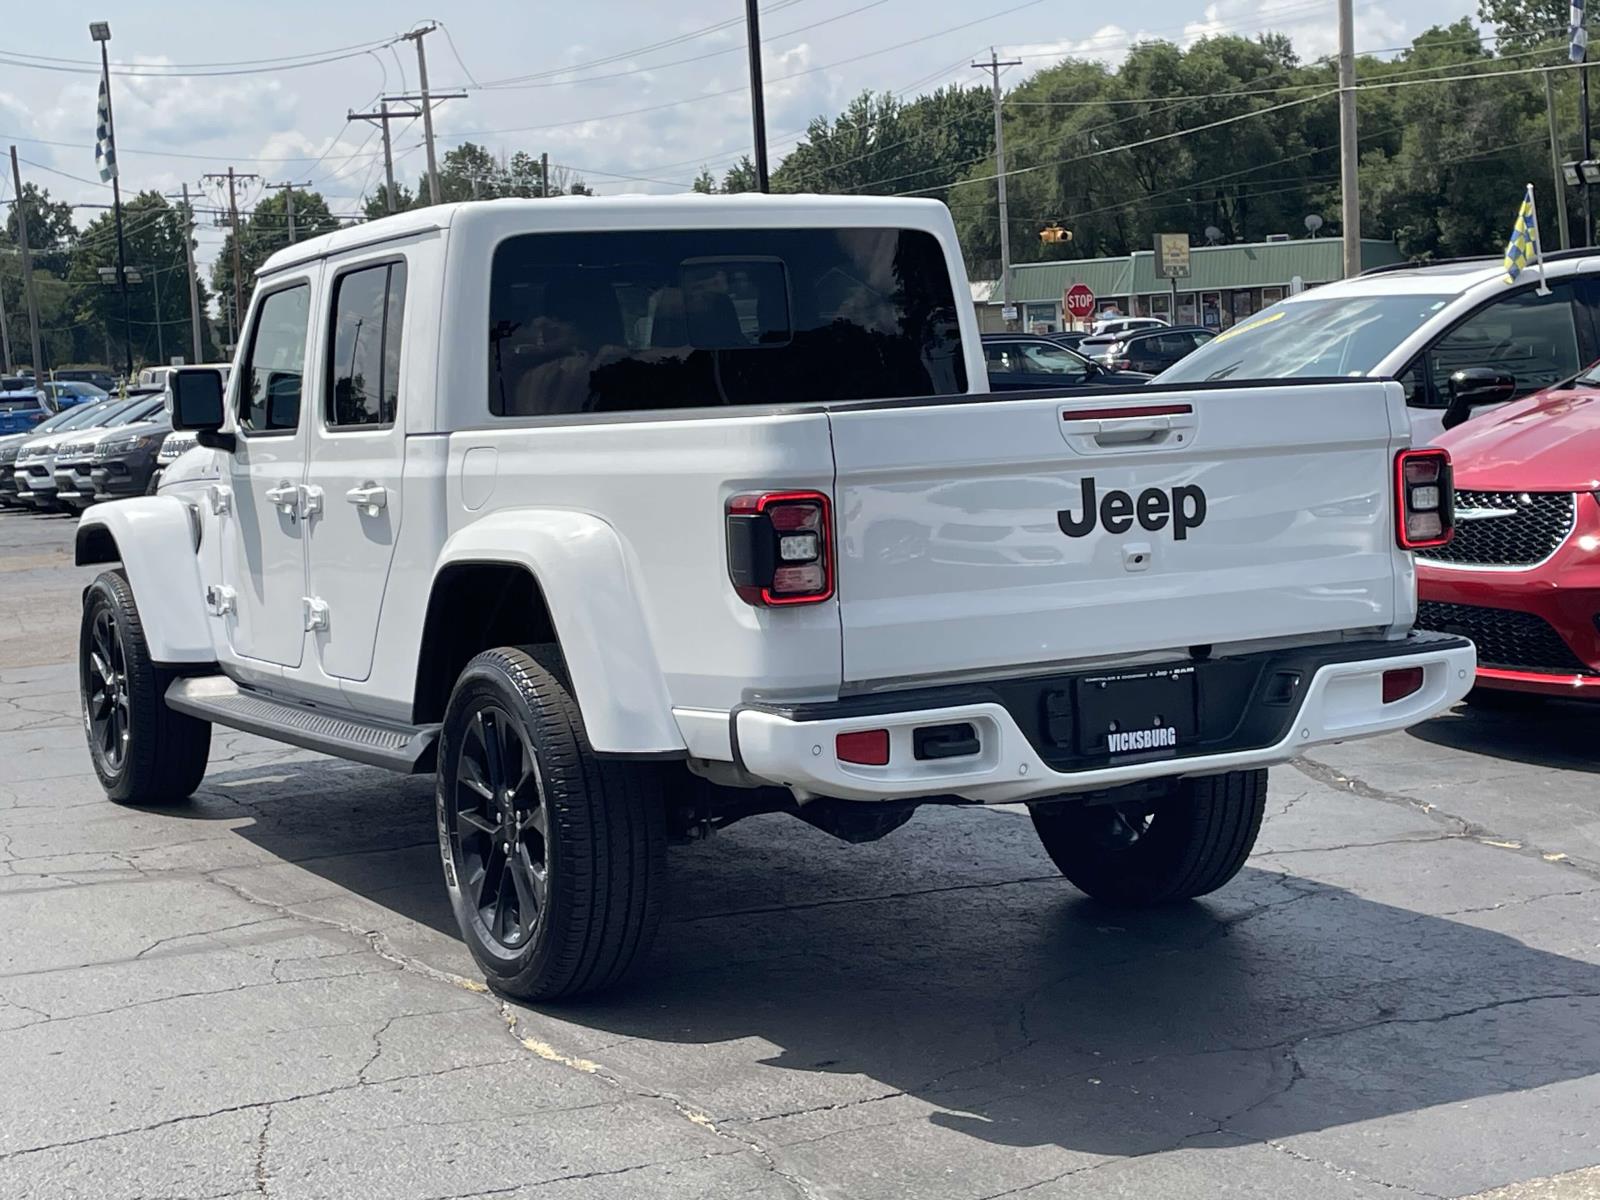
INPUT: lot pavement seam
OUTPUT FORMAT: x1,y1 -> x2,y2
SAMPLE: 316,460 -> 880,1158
1294,756 -> 1600,883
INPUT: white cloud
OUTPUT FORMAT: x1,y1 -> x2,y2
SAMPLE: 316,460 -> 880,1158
1183,0 -> 1408,61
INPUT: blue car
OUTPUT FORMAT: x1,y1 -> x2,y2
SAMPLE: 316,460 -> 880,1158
0,378 -> 49,436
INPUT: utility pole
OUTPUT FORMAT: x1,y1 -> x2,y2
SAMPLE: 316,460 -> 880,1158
541,152 -> 549,198
1546,71 -> 1573,250
1337,0 -> 1361,277
974,49 -> 1022,320
266,179 -> 311,243
204,167 -> 260,345
8,147 -> 44,376
180,182 -> 203,363
744,0 -> 770,191
1577,1 -> 1594,246
350,101 -> 415,215
0,274 -> 13,374
403,24 -> 443,205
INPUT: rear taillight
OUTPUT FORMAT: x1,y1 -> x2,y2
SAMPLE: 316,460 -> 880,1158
1395,448 -> 1454,550
726,490 -> 835,606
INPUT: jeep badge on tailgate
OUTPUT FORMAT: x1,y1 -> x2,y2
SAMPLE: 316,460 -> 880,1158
1057,478 -> 1208,540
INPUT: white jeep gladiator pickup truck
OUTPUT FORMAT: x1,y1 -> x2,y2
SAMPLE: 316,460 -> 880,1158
75,195 -> 1475,1000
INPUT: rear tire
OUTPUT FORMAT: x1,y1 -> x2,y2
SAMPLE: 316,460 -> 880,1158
436,647 -> 667,1001
1030,769 -> 1266,905
79,570 -> 212,805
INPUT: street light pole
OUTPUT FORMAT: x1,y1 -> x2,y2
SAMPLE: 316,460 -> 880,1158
91,22 -> 135,379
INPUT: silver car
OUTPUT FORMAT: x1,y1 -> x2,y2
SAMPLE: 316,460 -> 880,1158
13,395 -> 163,510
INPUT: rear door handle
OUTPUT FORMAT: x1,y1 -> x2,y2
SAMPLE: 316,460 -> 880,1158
346,483 -> 388,513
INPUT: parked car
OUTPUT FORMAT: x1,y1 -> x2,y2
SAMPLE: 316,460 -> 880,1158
0,402 -> 113,506
53,367 -> 120,393
77,197 -> 1471,1001
1091,315 -> 1168,337
147,429 -> 198,494
0,377 -> 49,435
85,409 -> 174,505
1415,373 -> 1600,698
40,380 -> 110,412
1158,251 -> 1600,443
13,394 -> 163,510
1094,325 -> 1215,374
1046,331 -> 1088,352
981,333 -> 1152,390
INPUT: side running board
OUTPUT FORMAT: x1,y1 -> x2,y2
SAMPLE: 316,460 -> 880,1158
165,676 -> 439,774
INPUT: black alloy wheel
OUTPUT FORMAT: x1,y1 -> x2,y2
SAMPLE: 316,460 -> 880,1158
449,705 -> 551,952
83,605 -> 130,772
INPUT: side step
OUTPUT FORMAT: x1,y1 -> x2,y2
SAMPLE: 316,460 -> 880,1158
165,676 -> 439,774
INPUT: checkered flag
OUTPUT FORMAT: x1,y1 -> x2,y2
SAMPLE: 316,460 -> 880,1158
95,76 -> 118,182
1574,0 -> 1588,64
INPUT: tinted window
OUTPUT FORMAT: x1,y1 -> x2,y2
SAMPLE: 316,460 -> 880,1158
984,343 -> 1024,373
1019,342 -> 1089,378
329,262 -> 407,427
240,285 -> 310,433
488,228 -> 965,415
1423,283 -> 1583,405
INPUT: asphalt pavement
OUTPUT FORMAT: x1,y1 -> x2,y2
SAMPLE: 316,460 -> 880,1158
3,505 -> 1600,1200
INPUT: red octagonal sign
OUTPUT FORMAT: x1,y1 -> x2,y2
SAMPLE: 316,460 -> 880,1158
1064,283 -> 1096,321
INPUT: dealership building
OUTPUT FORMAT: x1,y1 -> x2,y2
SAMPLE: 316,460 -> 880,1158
973,237 -> 1407,333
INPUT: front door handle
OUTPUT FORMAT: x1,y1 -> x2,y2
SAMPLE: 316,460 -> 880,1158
345,483 -> 388,514
265,482 -> 298,514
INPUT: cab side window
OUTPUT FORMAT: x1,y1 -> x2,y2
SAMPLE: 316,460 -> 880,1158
1423,283 -> 1584,405
239,285 -> 311,434
984,343 -> 1021,373
1020,342 -> 1089,378
328,262 -> 408,428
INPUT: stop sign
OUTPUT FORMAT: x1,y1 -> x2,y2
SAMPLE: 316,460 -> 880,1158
1064,284 -> 1096,321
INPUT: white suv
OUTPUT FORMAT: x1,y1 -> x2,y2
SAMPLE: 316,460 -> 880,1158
1159,253 -> 1600,442
75,196 -> 1474,999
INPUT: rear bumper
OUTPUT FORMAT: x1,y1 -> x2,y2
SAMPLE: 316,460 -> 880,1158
731,634 -> 1476,804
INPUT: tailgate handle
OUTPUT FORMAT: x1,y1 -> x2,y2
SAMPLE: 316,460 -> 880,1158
1093,417 -> 1176,447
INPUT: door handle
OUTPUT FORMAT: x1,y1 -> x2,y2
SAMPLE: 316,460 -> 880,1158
265,482 -> 298,514
345,483 -> 388,514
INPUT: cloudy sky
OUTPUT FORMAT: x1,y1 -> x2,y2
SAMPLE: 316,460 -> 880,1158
3,0 -> 1470,272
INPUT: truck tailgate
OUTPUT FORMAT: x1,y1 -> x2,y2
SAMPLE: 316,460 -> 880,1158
828,381 -> 1405,684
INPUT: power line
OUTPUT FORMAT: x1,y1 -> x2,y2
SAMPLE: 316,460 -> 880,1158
0,38 -> 403,79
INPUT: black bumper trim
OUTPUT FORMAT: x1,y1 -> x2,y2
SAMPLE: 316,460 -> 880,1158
738,633 -> 1470,775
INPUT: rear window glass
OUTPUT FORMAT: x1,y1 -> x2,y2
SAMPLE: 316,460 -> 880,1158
0,396 -> 41,412
488,227 -> 966,416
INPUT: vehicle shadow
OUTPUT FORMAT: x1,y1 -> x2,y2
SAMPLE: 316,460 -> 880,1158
190,755 -> 1600,1164
1407,695 -> 1600,774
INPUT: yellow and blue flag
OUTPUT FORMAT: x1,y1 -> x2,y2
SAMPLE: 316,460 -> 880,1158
1502,183 -> 1550,293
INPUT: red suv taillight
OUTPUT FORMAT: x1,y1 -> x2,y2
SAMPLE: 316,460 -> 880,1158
726,490 -> 835,606
1395,448 -> 1454,550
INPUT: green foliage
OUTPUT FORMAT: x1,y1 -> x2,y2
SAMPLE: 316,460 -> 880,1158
1476,0 -> 1570,49
209,188 -> 342,334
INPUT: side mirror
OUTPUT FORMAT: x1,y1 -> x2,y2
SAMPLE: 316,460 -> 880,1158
1442,367 -> 1516,430
170,367 -> 234,452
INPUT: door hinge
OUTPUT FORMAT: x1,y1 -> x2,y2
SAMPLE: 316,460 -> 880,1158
204,584 -> 236,616
299,484 -> 324,520
206,484 -> 232,516
302,596 -> 330,632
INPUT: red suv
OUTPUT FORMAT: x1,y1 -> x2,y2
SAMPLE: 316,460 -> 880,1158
1416,382 -> 1600,697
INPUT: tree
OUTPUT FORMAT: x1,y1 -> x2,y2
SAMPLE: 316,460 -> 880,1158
4,182 -> 76,275
71,192 -> 219,369
210,189 -> 341,337
1476,0 -> 1568,50
772,88 -> 993,199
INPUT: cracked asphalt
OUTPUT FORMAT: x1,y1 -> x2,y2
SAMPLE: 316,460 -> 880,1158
5,508 -> 1600,1200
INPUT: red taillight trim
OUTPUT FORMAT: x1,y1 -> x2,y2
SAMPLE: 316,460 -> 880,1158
1382,666 -> 1425,704
836,729 -> 890,766
726,489 -> 836,607
1394,447 -> 1454,550
1062,403 -> 1193,421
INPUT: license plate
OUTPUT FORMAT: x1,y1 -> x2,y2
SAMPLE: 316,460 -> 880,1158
1076,666 -> 1198,757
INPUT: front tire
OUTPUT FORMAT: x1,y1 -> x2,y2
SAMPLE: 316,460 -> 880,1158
437,647 -> 667,1001
79,571 -> 212,804
1030,769 -> 1266,905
